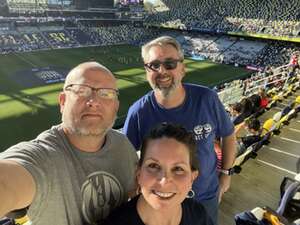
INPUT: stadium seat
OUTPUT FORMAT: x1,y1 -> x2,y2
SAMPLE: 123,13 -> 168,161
273,112 -> 282,123
236,169 -> 300,225
278,176 -> 300,221
232,132 -> 270,174
0,208 -> 29,225
233,144 -> 258,173
295,96 -> 300,105
262,118 -> 276,136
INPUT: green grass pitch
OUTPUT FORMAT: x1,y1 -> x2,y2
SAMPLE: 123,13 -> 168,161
0,44 -> 249,150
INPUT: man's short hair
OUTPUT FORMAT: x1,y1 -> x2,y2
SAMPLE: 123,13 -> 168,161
141,36 -> 184,62
64,62 -> 113,89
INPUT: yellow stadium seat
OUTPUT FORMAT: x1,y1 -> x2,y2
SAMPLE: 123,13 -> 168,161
295,96 -> 300,104
15,215 -> 30,225
262,118 -> 275,136
272,95 -> 280,101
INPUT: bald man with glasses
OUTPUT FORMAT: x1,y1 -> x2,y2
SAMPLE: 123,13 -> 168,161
123,36 -> 236,225
0,62 -> 138,225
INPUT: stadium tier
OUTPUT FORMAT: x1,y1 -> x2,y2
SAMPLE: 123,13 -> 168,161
0,2 -> 300,225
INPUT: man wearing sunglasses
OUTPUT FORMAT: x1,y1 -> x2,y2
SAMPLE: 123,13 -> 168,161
0,62 -> 138,225
123,36 -> 236,225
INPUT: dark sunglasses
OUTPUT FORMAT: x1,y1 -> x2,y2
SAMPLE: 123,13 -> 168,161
144,59 -> 183,72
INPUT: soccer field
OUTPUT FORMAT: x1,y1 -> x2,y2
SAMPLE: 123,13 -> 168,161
0,45 -> 249,150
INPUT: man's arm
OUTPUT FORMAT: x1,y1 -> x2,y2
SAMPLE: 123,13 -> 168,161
218,132 -> 236,202
0,160 -> 35,218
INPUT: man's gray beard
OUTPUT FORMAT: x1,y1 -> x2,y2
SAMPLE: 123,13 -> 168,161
62,117 -> 116,137
73,125 -> 110,137
155,83 -> 176,98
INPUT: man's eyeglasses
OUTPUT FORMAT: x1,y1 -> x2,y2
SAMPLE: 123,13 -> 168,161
64,84 -> 119,100
144,59 -> 183,72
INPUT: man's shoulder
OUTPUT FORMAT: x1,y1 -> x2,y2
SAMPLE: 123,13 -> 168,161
184,83 -> 218,104
185,83 -> 216,96
108,129 -> 127,139
30,124 -> 66,150
107,129 -> 136,151
0,126 -> 63,163
6,125 -> 61,151
3,140 -> 41,156
128,91 -> 153,112
34,124 -> 62,137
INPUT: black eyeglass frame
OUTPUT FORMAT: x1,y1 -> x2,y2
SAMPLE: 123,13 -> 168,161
144,58 -> 184,72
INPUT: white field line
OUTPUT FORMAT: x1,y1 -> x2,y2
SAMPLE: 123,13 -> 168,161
256,159 -> 297,176
13,52 -> 37,67
288,128 -> 300,133
266,146 -> 300,158
280,137 -> 300,144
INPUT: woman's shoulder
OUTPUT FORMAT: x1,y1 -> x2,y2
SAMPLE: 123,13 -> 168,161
102,196 -> 144,225
182,198 -> 206,211
181,198 -> 214,225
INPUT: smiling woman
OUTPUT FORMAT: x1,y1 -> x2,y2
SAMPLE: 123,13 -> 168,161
103,123 -> 214,225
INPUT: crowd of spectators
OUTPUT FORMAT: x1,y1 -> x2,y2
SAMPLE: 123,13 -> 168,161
0,17 -> 299,73
226,17 -> 300,37
81,24 -> 161,46
145,0 -> 300,38
177,34 -> 267,66
0,31 -> 49,54
216,62 -> 296,108
250,41 -> 300,67
181,35 -> 300,68
66,28 -> 94,45
4,0 -> 300,38
221,40 -> 266,65
0,22 -> 163,54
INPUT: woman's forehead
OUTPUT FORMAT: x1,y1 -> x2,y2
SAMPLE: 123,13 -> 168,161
144,138 -> 190,161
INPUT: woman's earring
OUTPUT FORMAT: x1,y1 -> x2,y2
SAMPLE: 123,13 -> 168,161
136,186 -> 141,195
186,189 -> 195,198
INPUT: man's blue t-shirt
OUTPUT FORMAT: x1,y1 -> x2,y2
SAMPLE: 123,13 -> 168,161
123,83 -> 234,200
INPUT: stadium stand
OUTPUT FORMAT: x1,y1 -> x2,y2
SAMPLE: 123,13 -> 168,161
145,0 -> 300,38
1,1 -> 300,224
251,41 -> 300,67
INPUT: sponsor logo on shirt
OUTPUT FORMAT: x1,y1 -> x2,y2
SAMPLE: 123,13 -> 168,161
193,123 -> 212,140
81,171 -> 124,224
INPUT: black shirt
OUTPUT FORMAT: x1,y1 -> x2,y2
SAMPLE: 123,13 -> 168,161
102,195 -> 213,225
241,135 -> 261,149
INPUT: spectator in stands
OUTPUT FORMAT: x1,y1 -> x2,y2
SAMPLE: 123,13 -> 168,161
289,54 -> 299,72
229,102 -> 245,125
236,118 -> 262,156
103,123 -> 214,225
249,93 -> 261,113
0,62 -> 138,225
240,97 -> 254,117
230,97 -> 254,127
258,88 -> 269,109
123,36 -> 236,225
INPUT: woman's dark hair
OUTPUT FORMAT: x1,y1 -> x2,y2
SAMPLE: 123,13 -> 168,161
231,102 -> 243,113
245,118 -> 261,131
139,123 -> 199,171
